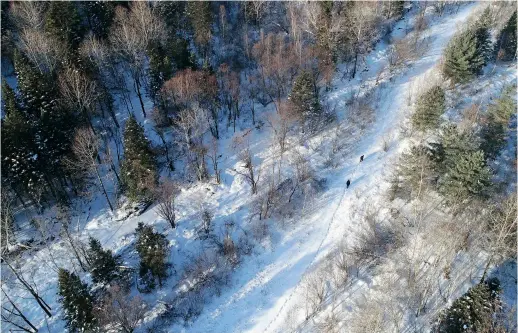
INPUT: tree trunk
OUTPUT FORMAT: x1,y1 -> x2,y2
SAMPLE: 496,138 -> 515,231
3,259 -> 52,317
2,288 -> 38,332
134,76 -> 146,118
95,166 -> 113,212
351,50 -> 359,79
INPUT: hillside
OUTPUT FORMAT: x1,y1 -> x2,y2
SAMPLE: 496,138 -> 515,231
1,2 -> 516,333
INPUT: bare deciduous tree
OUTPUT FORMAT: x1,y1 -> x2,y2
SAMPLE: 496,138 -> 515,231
234,146 -> 260,195
479,195 -> 517,281
65,128 -> 114,212
95,285 -> 147,333
59,67 -> 100,134
155,180 -> 178,229
1,287 -> 38,333
109,3 -> 165,118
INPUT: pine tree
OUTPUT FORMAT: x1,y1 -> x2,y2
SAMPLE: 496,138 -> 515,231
480,87 -> 516,159
429,124 -> 479,174
412,86 -> 446,130
58,269 -> 97,332
439,150 -> 492,201
148,42 -> 173,102
443,28 -> 487,83
120,116 -> 157,202
88,237 -> 122,285
187,1 -> 212,66
80,1 -> 115,40
135,223 -> 169,290
433,278 -> 501,333
394,145 -> 437,200
14,51 -> 76,201
496,11 -> 517,61
45,2 -> 84,50
288,70 -> 322,130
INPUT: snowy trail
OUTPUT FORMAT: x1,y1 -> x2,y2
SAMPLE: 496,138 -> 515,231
184,4 -> 481,333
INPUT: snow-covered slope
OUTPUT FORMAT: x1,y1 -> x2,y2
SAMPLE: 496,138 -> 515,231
3,3 -> 515,333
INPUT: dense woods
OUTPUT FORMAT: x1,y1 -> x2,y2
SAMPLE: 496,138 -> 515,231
0,2 -> 516,333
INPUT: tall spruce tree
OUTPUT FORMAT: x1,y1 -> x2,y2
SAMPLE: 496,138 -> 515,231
429,124 -> 479,174
443,28 -> 487,83
148,42 -> 173,102
13,51 -> 76,201
58,269 -> 97,332
88,237 -> 122,285
439,149 -> 492,202
288,70 -> 322,130
187,1 -> 212,66
480,87 -> 516,159
1,79 -> 40,202
496,11 -> 517,61
120,116 -> 157,202
135,223 -> 169,290
80,1 -> 115,40
412,85 -> 446,130
433,278 -> 501,333
45,2 -> 84,51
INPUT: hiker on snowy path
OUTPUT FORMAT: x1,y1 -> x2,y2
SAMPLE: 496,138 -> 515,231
346,179 -> 351,188
360,155 -> 364,162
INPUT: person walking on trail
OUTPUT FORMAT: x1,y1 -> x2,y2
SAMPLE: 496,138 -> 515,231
360,155 -> 364,163
346,179 -> 351,188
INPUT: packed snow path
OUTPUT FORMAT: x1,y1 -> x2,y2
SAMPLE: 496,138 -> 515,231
185,3 -> 482,333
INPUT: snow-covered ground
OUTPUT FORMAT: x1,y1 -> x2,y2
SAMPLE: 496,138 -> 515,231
3,2 -> 516,333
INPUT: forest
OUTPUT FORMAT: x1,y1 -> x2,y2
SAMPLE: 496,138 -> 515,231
0,1 -> 516,332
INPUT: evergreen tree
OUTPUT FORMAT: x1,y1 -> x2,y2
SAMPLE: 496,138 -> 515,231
148,42 -> 173,102
80,1 -> 115,40
88,237 -> 122,285
288,70 -> 322,130
439,149 -> 492,201
14,51 -> 76,201
45,2 -> 84,50
429,124 -> 479,174
120,116 -> 157,202
1,79 -> 40,201
170,37 -> 195,71
394,145 -> 437,200
480,87 -> 516,159
58,268 -> 97,332
495,11 -> 517,61
443,28 -> 487,83
187,1 -> 212,66
433,278 -> 501,333
412,85 -> 446,130
135,223 -> 169,290
156,1 -> 186,35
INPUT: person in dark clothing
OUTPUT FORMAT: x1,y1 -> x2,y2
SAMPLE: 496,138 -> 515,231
346,179 -> 351,188
360,155 -> 364,162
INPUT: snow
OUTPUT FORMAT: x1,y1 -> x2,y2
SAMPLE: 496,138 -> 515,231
2,2 -> 516,333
